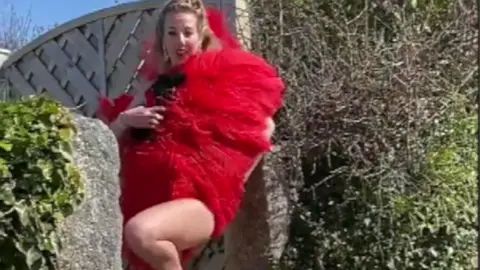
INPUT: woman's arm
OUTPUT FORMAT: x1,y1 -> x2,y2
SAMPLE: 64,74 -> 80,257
109,112 -> 128,139
107,106 -> 166,140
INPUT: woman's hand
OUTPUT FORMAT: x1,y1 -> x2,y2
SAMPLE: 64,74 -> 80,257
119,106 -> 166,129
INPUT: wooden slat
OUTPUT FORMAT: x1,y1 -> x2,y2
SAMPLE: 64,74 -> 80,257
120,10 -> 159,96
105,15 -> 124,50
106,11 -> 142,74
26,56 -> 76,107
87,20 -> 108,96
64,29 -> 101,71
118,38 -> 141,76
41,41 -> 100,115
108,60 -> 137,98
133,10 -> 157,40
103,15 -> 118,37
129,76 -> 146,94
63,28 -> 104,93
5,66 -> 36,96
39,42 -> 83,103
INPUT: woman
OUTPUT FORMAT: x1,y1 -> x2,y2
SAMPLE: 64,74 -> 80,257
98,0 -> 284,269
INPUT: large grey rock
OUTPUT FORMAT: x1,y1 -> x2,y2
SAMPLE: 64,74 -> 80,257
187,237 -> 227,270
56,114 -> 123,270
224,146 -> 291,270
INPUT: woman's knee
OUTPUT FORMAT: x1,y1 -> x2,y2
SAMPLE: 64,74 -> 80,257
124,216 -> 155,251
124,217 -> 179,263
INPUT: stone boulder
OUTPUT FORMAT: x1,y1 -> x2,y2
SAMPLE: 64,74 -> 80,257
224,145 -> 292,270
56,114 -> 123,270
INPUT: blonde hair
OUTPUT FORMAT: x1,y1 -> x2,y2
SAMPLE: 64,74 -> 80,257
154,0 -> 219,65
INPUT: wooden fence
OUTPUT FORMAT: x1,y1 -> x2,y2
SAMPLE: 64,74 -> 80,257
0,0 -> 249,116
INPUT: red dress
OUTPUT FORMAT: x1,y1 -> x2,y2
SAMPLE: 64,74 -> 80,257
98,8 -> 284,270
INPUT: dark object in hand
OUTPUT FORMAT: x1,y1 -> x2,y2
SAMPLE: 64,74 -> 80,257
130,71 -> 187,141
151,71 -> 186,98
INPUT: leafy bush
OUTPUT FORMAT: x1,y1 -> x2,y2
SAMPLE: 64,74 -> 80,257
0,96 -> 83,270
277,94 -> 476,270
387,98 -> 477,270
243,0 -> 477,269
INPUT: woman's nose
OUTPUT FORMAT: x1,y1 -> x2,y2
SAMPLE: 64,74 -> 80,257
176,34 -> 186,45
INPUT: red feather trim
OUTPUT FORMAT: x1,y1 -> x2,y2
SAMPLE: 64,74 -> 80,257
206,7 -> 242,49
120,48 -> 284,269
96,94 -> 134,124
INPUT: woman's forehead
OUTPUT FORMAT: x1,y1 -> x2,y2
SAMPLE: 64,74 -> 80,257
164,12 -> 198,28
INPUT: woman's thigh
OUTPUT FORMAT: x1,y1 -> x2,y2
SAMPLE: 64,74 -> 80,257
125,198 -> 215,251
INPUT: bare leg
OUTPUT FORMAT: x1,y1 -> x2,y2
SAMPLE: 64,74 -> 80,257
124,198 -> 215,270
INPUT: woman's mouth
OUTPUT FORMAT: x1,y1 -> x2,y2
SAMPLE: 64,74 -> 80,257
176,49 -> 187,58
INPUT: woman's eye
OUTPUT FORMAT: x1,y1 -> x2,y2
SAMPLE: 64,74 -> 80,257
168,31 -> 176,36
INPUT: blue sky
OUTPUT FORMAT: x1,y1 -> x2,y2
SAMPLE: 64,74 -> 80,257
2,0 -> 131,28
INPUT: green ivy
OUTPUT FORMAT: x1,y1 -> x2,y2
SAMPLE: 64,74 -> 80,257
278,95 -> 477,270
0,95 -> 83,270
387,102 -> 477,270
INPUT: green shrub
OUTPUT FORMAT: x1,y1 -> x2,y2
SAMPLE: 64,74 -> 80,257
280,102 -> 476,270
390,96 -> 477,269
246,0 -> 477,268
0,95 -> 83,270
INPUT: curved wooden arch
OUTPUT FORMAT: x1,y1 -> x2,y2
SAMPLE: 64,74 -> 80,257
0,0 -> 237,117
3,0 -> 163,68
0,0 -> 163,115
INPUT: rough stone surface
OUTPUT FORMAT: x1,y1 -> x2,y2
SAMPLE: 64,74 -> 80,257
187,237 -> 227,270
224,145 -> 291,270
56,114 -> 123,270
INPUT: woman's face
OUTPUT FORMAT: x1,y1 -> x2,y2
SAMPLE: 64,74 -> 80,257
163,11 -> 202,66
